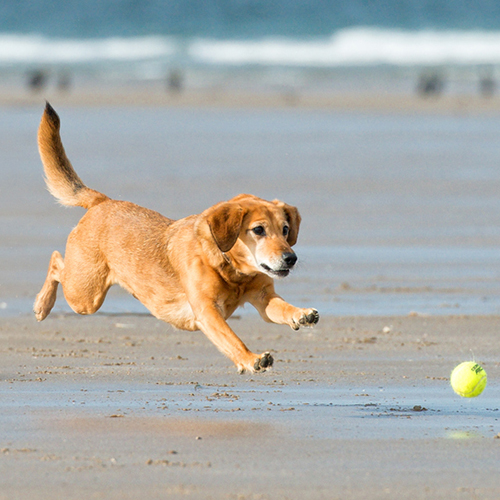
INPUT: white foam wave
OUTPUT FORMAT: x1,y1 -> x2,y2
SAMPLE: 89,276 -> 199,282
2,28 -> 500,68
190,28 -> 500,66
0,34 -> 175,64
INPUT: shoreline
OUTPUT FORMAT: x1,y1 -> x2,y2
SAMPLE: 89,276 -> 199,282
2,85 -> 500,114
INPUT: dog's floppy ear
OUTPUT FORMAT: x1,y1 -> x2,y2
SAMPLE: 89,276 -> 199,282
206,202 -> 244,252
274,200 -> 301,246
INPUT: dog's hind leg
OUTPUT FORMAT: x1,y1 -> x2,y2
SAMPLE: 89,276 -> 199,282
34,250 -> 64,321
35,244 -> 111,320
59,244 -> 112,317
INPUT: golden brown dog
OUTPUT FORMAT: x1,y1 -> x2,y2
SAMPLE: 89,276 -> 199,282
34,103 -> 319,373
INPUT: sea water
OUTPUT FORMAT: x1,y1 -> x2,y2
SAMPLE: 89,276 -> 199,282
2,1 -> 500,92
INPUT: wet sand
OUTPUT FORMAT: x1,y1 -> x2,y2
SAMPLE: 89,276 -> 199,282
1,314 -> 499,499
1,99 -> 500,498
4,83 -> 500,115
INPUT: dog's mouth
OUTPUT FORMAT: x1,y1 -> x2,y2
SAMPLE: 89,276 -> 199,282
260,264 -> 290,278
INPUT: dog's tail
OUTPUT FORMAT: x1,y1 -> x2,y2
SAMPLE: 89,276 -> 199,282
37,102 -> 109,209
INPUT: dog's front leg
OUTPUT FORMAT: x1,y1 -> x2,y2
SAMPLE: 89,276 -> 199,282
193,304 -> 273,373
179,262 -> 273,372
182,267 -> 273,373
249,281 -> 319,331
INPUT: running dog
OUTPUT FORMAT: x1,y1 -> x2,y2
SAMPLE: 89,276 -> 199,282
34,103 -> 319,372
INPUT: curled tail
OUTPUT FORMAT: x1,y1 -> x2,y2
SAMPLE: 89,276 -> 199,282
38,102 -> 109,209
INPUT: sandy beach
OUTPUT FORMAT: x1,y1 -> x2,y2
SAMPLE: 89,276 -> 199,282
1,314 -> 499,499
4,82 -> 500,114
1,94 -> 500,499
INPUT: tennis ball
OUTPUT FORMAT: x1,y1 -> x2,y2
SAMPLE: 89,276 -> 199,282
450,361 -> 487,398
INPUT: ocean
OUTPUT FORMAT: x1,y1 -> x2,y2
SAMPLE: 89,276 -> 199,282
2,0 -> 500,92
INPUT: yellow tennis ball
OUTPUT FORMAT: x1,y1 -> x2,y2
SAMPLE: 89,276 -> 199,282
450,361 -> 487,398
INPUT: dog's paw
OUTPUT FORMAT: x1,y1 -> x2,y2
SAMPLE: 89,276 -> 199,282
33,308 -> 45,322
291,308 -> 319,330
237,352 -> 274,374
33,300 -> 50,322
253,351 -> 274,372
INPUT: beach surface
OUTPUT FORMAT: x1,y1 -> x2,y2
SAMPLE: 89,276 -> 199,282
1,99 -> 500,499
1,314 -> 499,500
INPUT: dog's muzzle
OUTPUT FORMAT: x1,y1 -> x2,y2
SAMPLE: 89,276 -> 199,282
260,251 -> 297,278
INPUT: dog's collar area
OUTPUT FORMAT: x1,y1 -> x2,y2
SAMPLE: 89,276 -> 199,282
221,252 -> 248,279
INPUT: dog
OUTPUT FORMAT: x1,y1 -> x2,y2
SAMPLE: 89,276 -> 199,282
34,103 -> 319,373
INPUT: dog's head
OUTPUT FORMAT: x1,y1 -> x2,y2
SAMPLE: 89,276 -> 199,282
205,194 -> 301,278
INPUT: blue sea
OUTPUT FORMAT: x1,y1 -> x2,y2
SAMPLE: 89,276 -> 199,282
2,0 -> 500,89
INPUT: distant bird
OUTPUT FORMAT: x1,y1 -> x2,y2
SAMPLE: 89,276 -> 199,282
57,72 -> 72,93
167,69 -> 183,93
28,70 -> 47,92
416,73 -> 444,97
479,72 -> 495,97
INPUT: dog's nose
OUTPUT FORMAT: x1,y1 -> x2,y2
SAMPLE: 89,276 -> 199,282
282,252 -> 297,268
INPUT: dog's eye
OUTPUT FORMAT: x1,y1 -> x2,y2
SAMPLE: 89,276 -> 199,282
283,226 -> 290,237
252,226 -> 265,236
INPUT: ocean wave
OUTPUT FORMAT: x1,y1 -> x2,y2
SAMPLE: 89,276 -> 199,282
191,28 -> 500,66
0,34 -> 176,64
2,28 -> 500,68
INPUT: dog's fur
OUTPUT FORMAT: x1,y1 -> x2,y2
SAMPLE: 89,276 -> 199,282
34,103 -> 319,373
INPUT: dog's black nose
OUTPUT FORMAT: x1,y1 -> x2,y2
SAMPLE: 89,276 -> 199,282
282,252 -> 297,268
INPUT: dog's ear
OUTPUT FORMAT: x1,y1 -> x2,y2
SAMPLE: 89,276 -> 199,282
206,202 -> 244,252
274,200 -> 301,246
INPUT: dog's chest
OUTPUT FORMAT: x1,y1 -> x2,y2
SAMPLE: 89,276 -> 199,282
216,281 -> 251,318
